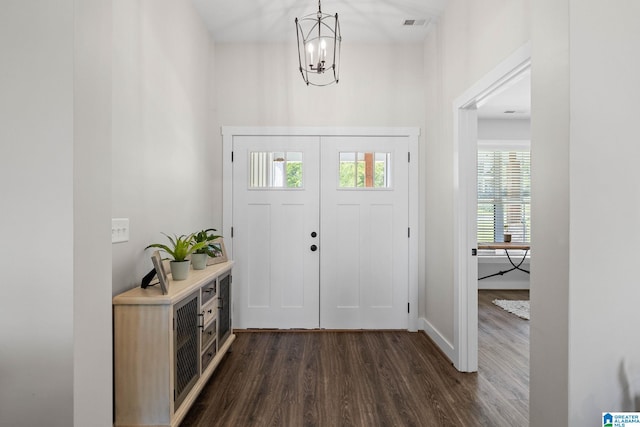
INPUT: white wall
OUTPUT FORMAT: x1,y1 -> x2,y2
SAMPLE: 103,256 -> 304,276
422,0 -> 531,348
478,256 -> 530,290
213,43 -> 425,127
529,0 -> 571,424
567,1 -> 640,424
73,0 -> 113,425
478,118 -> 530,140
112,0 -> 216,296
0,1 -> 112,425
0,2 -> 74,426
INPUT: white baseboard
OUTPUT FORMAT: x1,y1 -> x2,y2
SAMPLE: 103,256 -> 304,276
420,317 -> 455,364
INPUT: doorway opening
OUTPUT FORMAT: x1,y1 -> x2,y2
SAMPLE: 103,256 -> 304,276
453,43 -> 531,372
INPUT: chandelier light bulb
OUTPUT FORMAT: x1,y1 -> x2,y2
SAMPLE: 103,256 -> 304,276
307,43 -> 315,65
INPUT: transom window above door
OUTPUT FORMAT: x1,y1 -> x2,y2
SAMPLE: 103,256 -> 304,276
338,152 -> 392,189
249,151 -> 303,189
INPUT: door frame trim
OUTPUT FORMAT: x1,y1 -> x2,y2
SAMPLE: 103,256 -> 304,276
222,126 -> 420,331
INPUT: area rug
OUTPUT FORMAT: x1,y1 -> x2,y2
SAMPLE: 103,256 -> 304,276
492,299 -> 530,320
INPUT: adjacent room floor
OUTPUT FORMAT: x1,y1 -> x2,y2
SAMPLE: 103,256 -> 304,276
182,290 -> 529,426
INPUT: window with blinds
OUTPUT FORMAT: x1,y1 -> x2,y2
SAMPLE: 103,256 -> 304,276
477,148 -> 531,243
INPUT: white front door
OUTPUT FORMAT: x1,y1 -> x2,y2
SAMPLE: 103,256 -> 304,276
232,136 -> 320,329
320,137 -> 409,329
232,134 -> 409,330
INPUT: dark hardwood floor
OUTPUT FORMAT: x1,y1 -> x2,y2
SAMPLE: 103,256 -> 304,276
182,290 -> 529,426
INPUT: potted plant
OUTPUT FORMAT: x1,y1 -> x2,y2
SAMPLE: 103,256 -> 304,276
503,224 -> 512,243
190,228 -> 222,270
145,233 -> 208,280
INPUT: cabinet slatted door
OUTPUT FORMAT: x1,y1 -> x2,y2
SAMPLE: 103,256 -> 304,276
174,292 -> 199,409
218,273 -> 231,347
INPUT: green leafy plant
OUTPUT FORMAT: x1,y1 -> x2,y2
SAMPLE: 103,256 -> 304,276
145,233 -> 208,262
193,228 -> 223,257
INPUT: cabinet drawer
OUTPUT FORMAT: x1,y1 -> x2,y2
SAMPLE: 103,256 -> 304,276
201,279 -> 217,305
201,319 -> 216,350
201,340 -> 217,372
202,300 -> 216,326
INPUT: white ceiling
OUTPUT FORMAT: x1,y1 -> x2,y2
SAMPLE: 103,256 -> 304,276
192,0 -> 448,43
477,69 -> 531,120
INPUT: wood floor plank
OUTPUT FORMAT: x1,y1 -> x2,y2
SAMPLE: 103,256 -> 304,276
181,290 -> 529,426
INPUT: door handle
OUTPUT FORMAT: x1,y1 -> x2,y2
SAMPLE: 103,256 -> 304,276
310,244 -> 318,252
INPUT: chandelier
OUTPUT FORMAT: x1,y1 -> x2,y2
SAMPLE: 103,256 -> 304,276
295,0 -> 342,86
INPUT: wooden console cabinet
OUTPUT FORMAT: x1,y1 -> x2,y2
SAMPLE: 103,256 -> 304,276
113,261 -> 234,427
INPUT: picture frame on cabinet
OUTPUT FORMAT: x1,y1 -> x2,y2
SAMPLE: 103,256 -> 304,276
206,237 -> 228,266
151,250 -> 169,294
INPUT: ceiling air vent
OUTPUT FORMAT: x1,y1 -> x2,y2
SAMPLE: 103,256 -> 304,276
403,19 -> 427,26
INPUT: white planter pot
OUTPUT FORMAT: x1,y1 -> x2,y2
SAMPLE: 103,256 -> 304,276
170,260 -> 190,281
191,253 -> 207,270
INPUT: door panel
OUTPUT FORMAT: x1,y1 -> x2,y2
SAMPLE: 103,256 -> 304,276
334,204 -> 360,307
233,136 -> 320,329
320,137 -> 409,329
245,203 -> 271,307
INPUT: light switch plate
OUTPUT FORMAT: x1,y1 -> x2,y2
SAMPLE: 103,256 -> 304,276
112,218 -> 130,243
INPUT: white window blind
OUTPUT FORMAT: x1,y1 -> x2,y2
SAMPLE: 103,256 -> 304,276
477,149 -> 531,243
